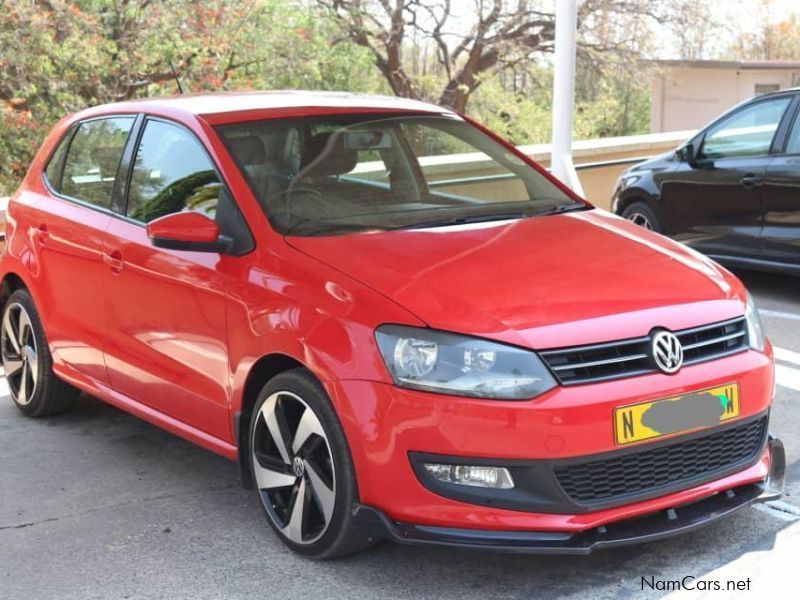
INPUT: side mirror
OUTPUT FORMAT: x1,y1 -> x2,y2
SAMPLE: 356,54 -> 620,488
146,212 -> 232,253
677,142 -> 697,165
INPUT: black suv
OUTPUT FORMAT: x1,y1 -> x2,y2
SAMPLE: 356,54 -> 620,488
613,89 -> 800,274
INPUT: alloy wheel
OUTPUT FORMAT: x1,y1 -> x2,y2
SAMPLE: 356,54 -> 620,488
252,391 -> 336,545
626,212 -> 653,230
1,302 -> 38,406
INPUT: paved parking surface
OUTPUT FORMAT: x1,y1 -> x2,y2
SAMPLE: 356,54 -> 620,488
2,268 -> 800,600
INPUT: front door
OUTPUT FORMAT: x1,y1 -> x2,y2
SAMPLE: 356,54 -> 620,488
662,95 -> 792,259
102,118 -> 244,442
34,116 -> 136,384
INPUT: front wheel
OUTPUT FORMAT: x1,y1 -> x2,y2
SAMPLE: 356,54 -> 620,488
249,369 -> 378,559
622,201 -> 662,233
1,289 -> 79,416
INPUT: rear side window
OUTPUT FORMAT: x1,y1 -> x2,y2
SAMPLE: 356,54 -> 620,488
44,129 -> 72,190
60,117 -> 135,209
783,111 -> 800,154
126,120 -> 222,223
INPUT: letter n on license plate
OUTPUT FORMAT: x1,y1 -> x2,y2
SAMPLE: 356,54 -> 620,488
614,383 -> 740,446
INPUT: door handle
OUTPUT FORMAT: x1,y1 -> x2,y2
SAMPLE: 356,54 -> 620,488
34,224 -> 49,244
741,174 -> 762,189
103,250 -> 124,273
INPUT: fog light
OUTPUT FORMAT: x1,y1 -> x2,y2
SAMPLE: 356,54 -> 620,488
423,463 -> 514,489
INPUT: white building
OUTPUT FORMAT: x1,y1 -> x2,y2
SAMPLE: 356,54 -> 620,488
650,59 -> 800,132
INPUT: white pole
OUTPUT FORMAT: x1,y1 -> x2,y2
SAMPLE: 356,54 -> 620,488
551,0 -> 584,195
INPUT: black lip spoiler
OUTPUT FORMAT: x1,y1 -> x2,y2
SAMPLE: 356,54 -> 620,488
353,436 -> 785,555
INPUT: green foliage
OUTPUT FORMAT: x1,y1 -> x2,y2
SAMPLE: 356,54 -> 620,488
467,63 -> 649,146
0,0 -> 380,194
0,0 -> 649,195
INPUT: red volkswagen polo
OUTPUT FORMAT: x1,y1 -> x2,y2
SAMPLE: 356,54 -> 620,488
0,92 -> 784,558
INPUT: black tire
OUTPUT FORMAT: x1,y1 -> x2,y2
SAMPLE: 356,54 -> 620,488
622,201 -> 662,233
1,288 -> 80,417
248,368 -> 379,559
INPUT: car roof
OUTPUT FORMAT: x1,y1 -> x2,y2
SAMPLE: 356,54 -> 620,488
73,90 -> 453,124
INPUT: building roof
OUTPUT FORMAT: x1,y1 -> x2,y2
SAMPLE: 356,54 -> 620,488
650,59 -> 800,70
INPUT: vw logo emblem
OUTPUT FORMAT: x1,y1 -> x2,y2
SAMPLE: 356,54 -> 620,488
292,456 -> 305,478
651,330 -> 683,374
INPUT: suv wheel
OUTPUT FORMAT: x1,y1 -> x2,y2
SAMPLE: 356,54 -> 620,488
1,289 -> 79,416
622,201 -> 661,232
249,369 -> 378,559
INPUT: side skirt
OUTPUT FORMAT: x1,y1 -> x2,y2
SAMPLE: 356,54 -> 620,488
52,363 -> 238,461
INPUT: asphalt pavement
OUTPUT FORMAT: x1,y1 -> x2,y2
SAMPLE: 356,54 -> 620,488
1,267 -> 800,600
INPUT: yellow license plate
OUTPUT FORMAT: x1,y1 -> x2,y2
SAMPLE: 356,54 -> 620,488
614,383 -> 739,446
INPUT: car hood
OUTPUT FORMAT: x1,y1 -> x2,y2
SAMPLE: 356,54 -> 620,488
287,209 -> 746,349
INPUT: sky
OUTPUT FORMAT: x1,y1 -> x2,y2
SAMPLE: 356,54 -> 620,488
650,0 -> 800,59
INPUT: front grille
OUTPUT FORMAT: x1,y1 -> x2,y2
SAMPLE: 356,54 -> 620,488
540,317 -> 748,385
554,417 -> 767,505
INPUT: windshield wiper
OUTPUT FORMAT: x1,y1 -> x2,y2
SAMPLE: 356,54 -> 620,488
286,202 -> 591,235
390,212 -> 533,231
391,202 -> 590,231
530,202 -> 591,217
285,218 -> 378,236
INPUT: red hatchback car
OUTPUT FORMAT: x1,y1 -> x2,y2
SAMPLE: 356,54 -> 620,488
0,92 -> 785,558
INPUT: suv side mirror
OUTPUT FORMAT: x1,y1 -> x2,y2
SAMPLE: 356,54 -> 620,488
677,142 -> 697,165
146,212 -> 232,253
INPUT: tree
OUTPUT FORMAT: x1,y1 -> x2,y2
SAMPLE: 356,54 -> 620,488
317,0 -> 555,112
0,0 -> 380,194
316,0 -> 700,113
730,12 -> 800,60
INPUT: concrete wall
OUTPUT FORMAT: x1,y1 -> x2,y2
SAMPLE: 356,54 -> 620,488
522,131 -> 693,209
651,66 -> 800,133
0,132 -> 690,254
350,131 -> 691,211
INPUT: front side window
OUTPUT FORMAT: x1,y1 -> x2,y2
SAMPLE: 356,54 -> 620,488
217,114 -> 580,236
60,117 -> 135,208
700,97 -> 791,160
127,120 -> 222,223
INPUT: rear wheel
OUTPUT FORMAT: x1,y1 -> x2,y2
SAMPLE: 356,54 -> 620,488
249,369 -> 378,559
622,201 -> 661,233
1,289 -> 79,416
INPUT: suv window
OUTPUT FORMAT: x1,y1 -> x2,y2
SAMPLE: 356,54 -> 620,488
700,97 -> 791,160
60,117 -> 135,208
127,120 -> 222,223
783,111 -> 800,155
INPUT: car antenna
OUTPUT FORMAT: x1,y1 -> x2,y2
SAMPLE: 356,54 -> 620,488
167,58 -> 186,95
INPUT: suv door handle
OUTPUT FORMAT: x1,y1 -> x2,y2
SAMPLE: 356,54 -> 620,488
741,174 -> 762,189
103,250 -> 124,273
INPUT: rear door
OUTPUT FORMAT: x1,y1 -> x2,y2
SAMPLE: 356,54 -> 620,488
662,95 -> 793,258
761,95 -> 800,265
102,117 -> 252,441
33,115 -> 136,383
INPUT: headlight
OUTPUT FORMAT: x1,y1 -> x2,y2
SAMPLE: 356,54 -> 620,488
617,174 -> 639,192
375,325 -> 557,400
745,292 -> 766,351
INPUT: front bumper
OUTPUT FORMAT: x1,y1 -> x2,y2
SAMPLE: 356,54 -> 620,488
327,348 -> 774,531
355,436 -> 784,554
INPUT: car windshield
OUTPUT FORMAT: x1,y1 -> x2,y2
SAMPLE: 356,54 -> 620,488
216,113 -> 585,236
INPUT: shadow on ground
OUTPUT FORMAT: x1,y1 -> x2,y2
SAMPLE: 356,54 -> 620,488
0,389 -> 791,600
